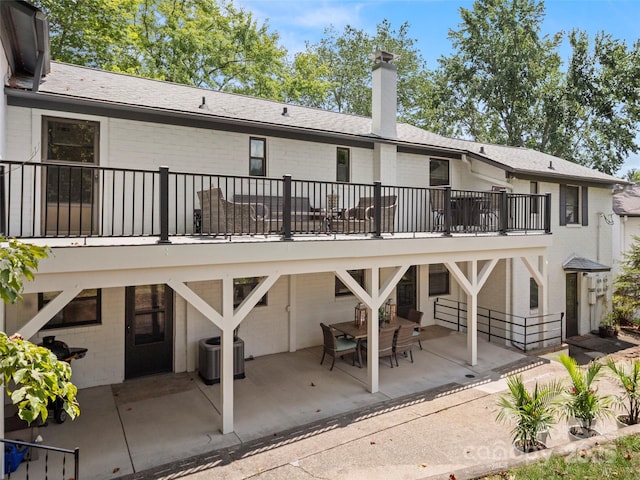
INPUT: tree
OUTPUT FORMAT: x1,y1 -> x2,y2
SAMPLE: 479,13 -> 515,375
302,20 -> 433,123
36,0 -> 290,99
0,238 -> 79,424
625,168 -> 640,183
612,235 -> 640,325
434,0 -> 640,175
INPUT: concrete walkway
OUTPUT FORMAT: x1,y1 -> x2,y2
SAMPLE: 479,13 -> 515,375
119,331 -> 640,480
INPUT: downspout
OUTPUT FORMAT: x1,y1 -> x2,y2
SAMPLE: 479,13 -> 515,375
462,154 -> 513,190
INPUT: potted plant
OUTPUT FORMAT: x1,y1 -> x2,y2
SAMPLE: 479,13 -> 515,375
606,358 -> 640,427
496,374 -> 562,453
598,312 -> 619,338
559,354 -> 613,439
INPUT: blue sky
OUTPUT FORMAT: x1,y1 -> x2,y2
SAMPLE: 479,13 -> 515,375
235,0 -> 640,175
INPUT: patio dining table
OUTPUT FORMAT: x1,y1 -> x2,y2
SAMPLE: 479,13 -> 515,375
330,317 -> 417,367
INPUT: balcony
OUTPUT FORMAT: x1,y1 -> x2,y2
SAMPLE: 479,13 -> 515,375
0,161 -> 550,242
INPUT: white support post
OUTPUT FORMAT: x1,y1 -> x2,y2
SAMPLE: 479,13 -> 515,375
467,260 -> 478,366
220,276 -> 234,435
368,268 -> 380,393
288,275 -> 297,352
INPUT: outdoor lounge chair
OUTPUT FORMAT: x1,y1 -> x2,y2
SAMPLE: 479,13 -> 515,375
320,323 -> 359,371
407,309 -> 427,350
360,325 -> 399,368
197,187 -> 270,235
393,324 -> 415,365
333,195 -> 397,233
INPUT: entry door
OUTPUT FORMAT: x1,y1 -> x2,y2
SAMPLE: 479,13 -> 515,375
43,118 -> 99,235
125,284 -> 174,379
396,265 -> 417,318
565,273 -> 579,338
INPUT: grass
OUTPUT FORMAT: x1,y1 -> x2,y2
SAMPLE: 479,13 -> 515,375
479,433 -> 640,479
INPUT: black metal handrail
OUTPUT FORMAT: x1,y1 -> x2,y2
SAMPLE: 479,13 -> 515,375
0,161 -> 551,241
1,437 -> 79,479
433,297 -> 564,352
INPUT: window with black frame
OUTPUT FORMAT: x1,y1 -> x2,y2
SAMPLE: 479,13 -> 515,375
234,277 -> 267,308
429,264 -> 450,296
336,147 -> 350,182
249,137 -> 266,176
429,159 -> 450,186
564,185 -> 580,224
39,289 -> 101,329
335,269 -> 365,296
530,278 -> 539,309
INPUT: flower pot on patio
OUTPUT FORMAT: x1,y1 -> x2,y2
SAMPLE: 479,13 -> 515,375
568,425 -> 600,441
616,414 -> 635,428
513,439 -> 546,455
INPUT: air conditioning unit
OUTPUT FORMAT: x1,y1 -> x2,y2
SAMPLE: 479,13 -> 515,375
198,336 -> 245,385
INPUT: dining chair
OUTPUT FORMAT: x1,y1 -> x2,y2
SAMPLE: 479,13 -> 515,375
320,323 -> 359,371
361,325 -> 398,368
408,309 -> 426,350
393,324 -> 415,365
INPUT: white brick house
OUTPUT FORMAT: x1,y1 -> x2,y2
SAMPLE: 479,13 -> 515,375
1,0 -> 622,434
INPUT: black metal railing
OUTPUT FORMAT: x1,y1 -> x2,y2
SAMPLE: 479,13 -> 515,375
433,297 -> 564,352
0,161 -> 551,241
1,438 -> 79,479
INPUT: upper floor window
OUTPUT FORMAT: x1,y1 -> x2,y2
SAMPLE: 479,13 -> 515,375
249,138 -> 266,176
530,278 -> 539,309
429,159 -> 449,186
39,289 -> 102,329
234,277 -> 267,308
429,264 -> 450,296
45,117 -> 99,165
335,269 -> 365,297
336,147 -> 350,182
559,184 -> 588,226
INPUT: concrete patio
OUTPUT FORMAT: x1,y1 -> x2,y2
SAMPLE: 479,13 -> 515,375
5,327 -> 534,479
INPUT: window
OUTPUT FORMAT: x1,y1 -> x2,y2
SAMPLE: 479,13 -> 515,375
530,181 -> 539,214
560,184 -> 588,227
335,269 -> 365,296
233,277 -> 267,308
336,147 -> 350,182
39,289 -> 101,329
429,264 -> 449,296
530,278 -> 539,309
429,159 -> 449,186
249,137 -> 266,176
564,185 -> 579,224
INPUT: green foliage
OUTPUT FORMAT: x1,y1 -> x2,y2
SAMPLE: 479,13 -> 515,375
496,374 -> 562,452
0,238 -> 50,304
559,353 -> 613,428
612,235 -> 640,324
435,0 -> 640,175
0,333 -> 79,424
607,358 -> 640,425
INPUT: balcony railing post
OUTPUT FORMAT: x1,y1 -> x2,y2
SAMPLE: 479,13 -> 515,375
373,181 -> 382,238
282,174 -> 292,241
499,190 -> 508,235
158,166 -> 170,244
444,187 -> 452,236
0,165 -> 5,236
544,192 -> 552,233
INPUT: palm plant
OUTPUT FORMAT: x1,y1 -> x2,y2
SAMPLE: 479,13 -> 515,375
496,374 -> 562,453
559,353 -> 613,430
606,358 -> 640,426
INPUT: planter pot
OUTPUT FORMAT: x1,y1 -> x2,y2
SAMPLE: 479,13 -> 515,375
616,414 -> 638,428
513,439 -> 546,454
598,326 -> 617,338
537,430 -> 549,444
568,425 -> 600,441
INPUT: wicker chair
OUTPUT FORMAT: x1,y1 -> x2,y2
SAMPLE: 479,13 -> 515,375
320,323 -> 359,371
361,325 -> 399,368
197,188 -> 269,235
334,195 -> 397,233
393,324 -> 415,365
408,309 -> 427,350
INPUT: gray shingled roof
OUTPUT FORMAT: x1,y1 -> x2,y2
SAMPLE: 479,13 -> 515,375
8,61 -> 623,184
613,184 -> 640,216
563,256 -> 611,272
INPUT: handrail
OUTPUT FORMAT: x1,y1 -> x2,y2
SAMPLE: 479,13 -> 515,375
0,160 -> 551,241
1,437 -> 79,479
433,297 -> 564,352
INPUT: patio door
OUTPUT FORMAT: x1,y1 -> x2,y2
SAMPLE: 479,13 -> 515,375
125,284 -> 174,379
43,117 -> 99,235
396,265 -> 417,318
565,273 -> 579,337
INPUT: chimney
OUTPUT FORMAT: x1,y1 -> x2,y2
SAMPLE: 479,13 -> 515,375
371,50 -> 397,139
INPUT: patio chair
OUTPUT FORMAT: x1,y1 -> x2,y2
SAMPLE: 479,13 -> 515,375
429,189 -> 446,232
360,325 -> 399,368
393,324 -> 415,365
197,188 -> 269,235
333,195 -> 397,233
320,323 -> 359,371
407,309 -> 427,350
